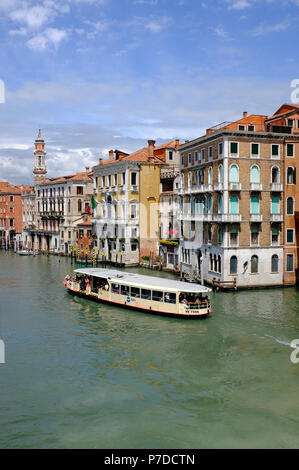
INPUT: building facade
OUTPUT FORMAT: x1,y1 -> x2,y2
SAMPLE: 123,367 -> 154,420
178,107 -> 299,287
92,140 -> 180,266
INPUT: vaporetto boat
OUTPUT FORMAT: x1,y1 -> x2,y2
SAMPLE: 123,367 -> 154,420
63,268 -> 213,319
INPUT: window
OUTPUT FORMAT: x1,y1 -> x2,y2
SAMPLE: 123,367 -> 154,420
152,291 -> 163,302
271,144 -> 279,158
271,227 -> 279,245
131,172 -> 137,186
194,151 -> 198,162
112,283 -> 121,294
230,142 -> 238,156
131,287 -> 140,298
287,197 -> 294,215
251,255 -> 259,274
286,229 -> 294,244
10,195 -> 14,202
181,156 -> 184,167
230,196 -> 238,214
218,195 -> 223,214
248,124 -> 255,132
286,254 -> 294,272
218,142 -> 223,156
202,148 -> 206,161
208,167 -> 213,184
77,186 -> 83,195
271,255 -> 279,273
230,256 -> 238,274
188,153 -> 192,165
251,143 -> 259,157
250,165 -> 260,183
121,285 -> 129,296
130,204 -> 137,219
230,164 -> 239,182
208,146 -> 213,159
122,172 -> 126,185
271,196 -> 279,214
169,151 -> 173,161
218,255 -> 222,273
287,143 -> 294,157
102,176 -> 105,187
238,125 -> 245,131
218,228 -> 223,244
131,244 -> 137,252
251,227 -> 259,246
141,289 -> 151,300
287,167 -> 296,184
271,166 -> 279,183
218,165 -> 223,182
251,196 -> 259,214
230,228 -> 238,246
114,174 -> 117,185
78,199 -> 82,212
108,175 -> 111,187
287,119 -> 294,128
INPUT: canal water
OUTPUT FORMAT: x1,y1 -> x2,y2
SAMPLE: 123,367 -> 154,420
0,250 -> 298,449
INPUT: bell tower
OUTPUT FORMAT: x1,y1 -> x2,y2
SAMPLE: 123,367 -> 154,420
33,129 -> 47,185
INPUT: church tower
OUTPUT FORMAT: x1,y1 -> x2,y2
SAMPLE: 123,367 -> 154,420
33,129 -> 47,185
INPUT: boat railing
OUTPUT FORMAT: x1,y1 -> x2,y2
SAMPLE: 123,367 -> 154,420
184,302 -> 210,310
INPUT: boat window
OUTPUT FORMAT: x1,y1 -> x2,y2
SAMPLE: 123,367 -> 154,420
164,292 -> 176,304
121,285 -> 129,296
131,287 -> 140,298
112,283 -> 121,294
152,291 -> 164,302
141,289 -> 151,300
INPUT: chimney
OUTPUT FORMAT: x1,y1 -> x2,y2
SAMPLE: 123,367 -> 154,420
85,166 -> 90,172
109,149 -> 114,160
99,158 -> 103,165
148,140 -> 156,159
243,111 -> 247,118
175,139 -> 180,147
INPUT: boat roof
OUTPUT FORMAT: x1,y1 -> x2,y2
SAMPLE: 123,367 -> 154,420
73,268 -> 211,294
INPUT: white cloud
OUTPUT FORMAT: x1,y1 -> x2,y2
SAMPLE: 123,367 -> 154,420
252,19 -> 290,36
225,0 -> 253,9
9,4 -> 56,30
26,28 -> 68,51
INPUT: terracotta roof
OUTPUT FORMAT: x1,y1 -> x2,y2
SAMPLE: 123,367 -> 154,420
0,182 -> 22,194
266,104 -> 299,121
40,171 -> 93,185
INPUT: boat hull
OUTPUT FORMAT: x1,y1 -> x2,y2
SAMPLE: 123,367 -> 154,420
64,283 -> 211,319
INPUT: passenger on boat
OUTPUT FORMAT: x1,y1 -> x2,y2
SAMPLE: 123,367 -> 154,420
165,292 -> 170,303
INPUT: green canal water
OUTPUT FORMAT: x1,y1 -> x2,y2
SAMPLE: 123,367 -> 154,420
0,250 -> 299,449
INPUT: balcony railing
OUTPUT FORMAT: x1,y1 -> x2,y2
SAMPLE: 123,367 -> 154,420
250,183 -> 263,192
270,213 -> 283,222
270,183 -> 283,192
250,213 -> 263,222
214,182 -> 224,191
229,182 -> 242,191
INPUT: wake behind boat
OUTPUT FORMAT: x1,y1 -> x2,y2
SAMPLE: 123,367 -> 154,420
63,268 -> 213,319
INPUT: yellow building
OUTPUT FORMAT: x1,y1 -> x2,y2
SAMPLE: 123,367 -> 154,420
92,139 -> 180,265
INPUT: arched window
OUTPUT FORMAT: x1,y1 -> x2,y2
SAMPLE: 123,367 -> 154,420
213,254 -> 217,272
271,255 -> 279,273
251,255 -> 259,273
218,195 -> 223,214
68,200 -> 71,213
208,167 -> 213,184
218,255 -> 221,273
210,253 -> 213,271
271,166 -> 279,183
208,196 -> 212,213
287,197 -> 294,215
230,256 -> 238,274
230,164 -> 239,183
250,165 -> 260,183
230,195 -> 238,214
287,167 -> 296,185
218,165 -> 223,182
78,199 -> 82,212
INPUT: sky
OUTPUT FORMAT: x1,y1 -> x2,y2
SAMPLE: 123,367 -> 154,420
0,0 -> 298,184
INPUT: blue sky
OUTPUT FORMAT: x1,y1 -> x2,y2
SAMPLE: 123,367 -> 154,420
0,0 -> 298,184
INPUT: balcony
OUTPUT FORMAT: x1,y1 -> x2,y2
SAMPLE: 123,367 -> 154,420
250,183 -> 263,192
250,213 -> 263,222
130,185 -> 139,192
270,213 -> 283,222
267,125 -> 292,134
270,183 -> 283,192
213,213 -> 242,223
214,182 -> 224,192
119,185 -> 125,192
229,182 -> 242,191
